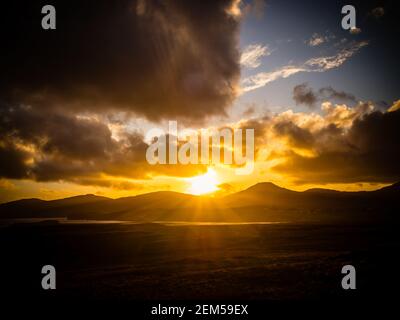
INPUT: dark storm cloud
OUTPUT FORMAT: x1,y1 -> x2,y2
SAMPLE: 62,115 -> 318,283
293,83 -> 356,108
238,115 -> 270,157
0,0 -> 240,123
0,142 -> 31,179
0,105 -> 206,184
0,107 -> 117,160
273,121 -> 315,149
0,105 -> 120,181
272,108 -> 400,184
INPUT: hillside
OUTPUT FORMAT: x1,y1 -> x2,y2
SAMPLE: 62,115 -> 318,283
0,182 -> 399,222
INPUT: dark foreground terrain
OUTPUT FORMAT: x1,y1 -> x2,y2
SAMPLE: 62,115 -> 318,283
1,220 -> 399,308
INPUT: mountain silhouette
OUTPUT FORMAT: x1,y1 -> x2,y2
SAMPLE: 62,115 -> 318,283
1,182 -> 399,222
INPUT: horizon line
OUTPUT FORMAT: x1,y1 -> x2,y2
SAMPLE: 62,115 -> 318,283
1,181 -> 398,205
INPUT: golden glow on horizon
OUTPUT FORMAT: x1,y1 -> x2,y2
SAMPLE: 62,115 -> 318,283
187,168 -> 220,195
2,103 -> 398,203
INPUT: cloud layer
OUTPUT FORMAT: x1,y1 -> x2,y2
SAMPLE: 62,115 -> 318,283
241,99 -> 400,184
1,97 -> 399,188
0,106 -> 206,187
0,0 -> 241,123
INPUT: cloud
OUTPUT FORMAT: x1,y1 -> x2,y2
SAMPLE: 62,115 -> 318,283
0,106 -> 207,187
304,41 -> 368,70
388,100 -> 400,112
2,99 -> 399,188
318,86 -> 356,102
242,105 -> 256,117
0,142 -> 31,179
273,121 -> 315,149
293,83 -> 356,108
225,0 -> 242,17
265,101 -> 400,184
0,1 -> 241,189
308,36 -> 324,47
320,101 -> 373,128
68,177 -> 144,191
240,44 -> 271,68
207,99 -> 399,185
0,179 -> 15,191
273,109 -> 400,184
0,0 -> 241,123
242,41 -> 368,92
293,83 -> 318,108
306,33 -> 333,47
242,66 -> 307,92
349,27 -> 362,35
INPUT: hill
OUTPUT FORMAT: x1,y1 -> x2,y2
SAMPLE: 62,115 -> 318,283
0,182 -> 399,222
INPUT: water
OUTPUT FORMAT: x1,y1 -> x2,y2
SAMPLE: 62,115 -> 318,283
0,218 -> 286,226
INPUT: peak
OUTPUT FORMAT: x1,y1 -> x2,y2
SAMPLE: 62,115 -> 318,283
0,198 -> 44,206
256,182 -> 278,187
49,194 -> 110,204
376,181 -> 400,192
62,194 -> 102,200
71,194 -> 99,198
244,182 -> 291,193
391,181 -> 400,188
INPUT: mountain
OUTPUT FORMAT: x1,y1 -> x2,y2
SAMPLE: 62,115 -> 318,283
0,191 -> 206,220
46,194 -> 110,206
222,182 -> 298,207
238,182 -> 295,194
0,194 -> 110,219
373,181 -> 400,193
0,182 -> 399,222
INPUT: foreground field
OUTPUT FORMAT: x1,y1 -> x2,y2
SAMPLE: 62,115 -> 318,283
1,221 -> 399,303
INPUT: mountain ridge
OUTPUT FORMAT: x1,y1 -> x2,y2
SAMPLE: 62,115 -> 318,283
1,181 -> 399,222
2,181 -> 398,205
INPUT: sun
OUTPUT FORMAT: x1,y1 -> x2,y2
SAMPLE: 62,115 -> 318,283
188,168 -> 220,195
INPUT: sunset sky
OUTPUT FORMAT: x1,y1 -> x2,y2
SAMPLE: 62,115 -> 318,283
1,0 -> 399,202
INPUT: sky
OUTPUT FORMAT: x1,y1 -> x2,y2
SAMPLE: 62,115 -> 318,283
0,0 -> 399,202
